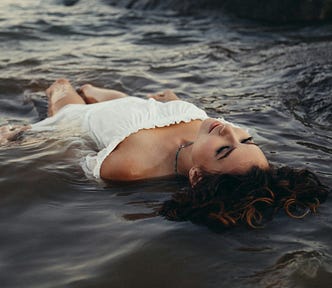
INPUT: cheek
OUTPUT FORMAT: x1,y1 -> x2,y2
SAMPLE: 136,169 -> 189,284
191,139 -> 213,165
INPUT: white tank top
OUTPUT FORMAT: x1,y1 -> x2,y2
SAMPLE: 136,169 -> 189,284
31,97 -> 209,178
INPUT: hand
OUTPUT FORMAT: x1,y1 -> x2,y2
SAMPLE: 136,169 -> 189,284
0,125 -> 29,144
147,89 -> 179,102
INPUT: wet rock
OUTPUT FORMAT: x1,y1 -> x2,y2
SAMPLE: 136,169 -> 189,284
223,0 -> 332,23
103,0 -> 332,23
60,0 -> 81,6
102,0 -> 219,11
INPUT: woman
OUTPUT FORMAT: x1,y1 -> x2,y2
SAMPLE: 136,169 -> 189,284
1,79 -> 328,229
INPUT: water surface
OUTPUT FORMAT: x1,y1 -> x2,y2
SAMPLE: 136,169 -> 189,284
0,0 -> 331,287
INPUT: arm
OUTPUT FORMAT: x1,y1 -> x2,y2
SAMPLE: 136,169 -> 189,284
77,84 -> 128,104
147,89 -> 180,102
79,84 -> 179,104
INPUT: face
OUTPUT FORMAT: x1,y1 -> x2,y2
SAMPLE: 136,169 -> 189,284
191,118 -> 269,177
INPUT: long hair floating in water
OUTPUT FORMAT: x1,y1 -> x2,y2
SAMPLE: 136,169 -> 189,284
159,166 -> 329,229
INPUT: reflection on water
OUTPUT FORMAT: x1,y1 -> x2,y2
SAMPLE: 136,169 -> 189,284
0,0 -> 331,287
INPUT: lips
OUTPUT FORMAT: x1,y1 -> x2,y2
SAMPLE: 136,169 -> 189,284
209,121 -> 223,133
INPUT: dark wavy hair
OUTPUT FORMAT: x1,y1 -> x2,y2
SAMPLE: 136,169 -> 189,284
159,166 -> 329,229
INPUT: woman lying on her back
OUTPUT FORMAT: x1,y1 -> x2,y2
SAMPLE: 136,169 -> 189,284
1,79 -> 329,229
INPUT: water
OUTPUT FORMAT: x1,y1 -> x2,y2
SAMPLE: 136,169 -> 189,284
0,0 -> 331,287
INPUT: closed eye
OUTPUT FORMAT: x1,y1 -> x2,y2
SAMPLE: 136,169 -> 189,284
241,136 -> 254,144
216,146 -> 230,155
216,137 -> 255,156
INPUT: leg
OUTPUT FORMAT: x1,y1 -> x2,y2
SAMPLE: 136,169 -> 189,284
46,79 -> 86,116
78,84 -> 127,104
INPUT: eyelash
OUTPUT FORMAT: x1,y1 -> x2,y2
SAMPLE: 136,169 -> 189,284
241,137 -> 254,143
216,137 -> 254,155
216,146 -> 228,155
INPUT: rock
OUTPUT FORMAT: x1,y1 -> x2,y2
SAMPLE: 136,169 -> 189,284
102,0 -> 332,23
57,0 -> 81,6
223,0 -> 332,23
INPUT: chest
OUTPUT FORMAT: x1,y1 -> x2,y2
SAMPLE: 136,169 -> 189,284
100,127 -> 177,180
100,120 -> 202,181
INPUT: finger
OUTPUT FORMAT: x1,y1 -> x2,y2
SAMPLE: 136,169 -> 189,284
164,89 -> 176,98
0,126 -> 10,134
147,95 -> 159,100
147,92 -> 165,99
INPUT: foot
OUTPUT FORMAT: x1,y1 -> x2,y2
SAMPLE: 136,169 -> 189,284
46,79 -> 83,116
76,84 -> 97,104
77,84 -> 127,104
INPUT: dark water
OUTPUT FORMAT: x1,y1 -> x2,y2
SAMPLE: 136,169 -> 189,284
0,0 -> 331,287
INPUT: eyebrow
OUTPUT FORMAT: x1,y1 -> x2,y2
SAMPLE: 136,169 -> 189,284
217,143 -> 258,160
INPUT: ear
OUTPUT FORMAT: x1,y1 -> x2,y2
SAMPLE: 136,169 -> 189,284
189,166 -> 203,188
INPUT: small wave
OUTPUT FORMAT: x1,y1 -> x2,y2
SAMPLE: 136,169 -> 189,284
284,65 -> 332,130
245,250 -> 329,288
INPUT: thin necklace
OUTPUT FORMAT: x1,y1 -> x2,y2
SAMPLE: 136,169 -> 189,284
174,141 -> 194,176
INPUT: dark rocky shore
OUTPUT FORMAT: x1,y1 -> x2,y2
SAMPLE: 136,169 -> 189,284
98,0 -> 332,23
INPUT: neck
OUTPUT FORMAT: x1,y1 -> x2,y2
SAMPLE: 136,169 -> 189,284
167,120 -> 202,177
174,141 -> 194,176
174,140 -> 195,177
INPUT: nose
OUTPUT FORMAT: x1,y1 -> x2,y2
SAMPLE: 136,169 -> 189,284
219,123 -> 239,143
219,123 -> 233,135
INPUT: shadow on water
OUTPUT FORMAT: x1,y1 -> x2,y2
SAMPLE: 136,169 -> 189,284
0,0 -> 331,287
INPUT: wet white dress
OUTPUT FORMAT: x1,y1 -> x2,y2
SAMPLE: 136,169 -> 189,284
31,97 -> 209,178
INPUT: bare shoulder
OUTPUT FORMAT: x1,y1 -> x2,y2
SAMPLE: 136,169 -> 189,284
99,128 -> 177,181
100,153 -> 143,181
